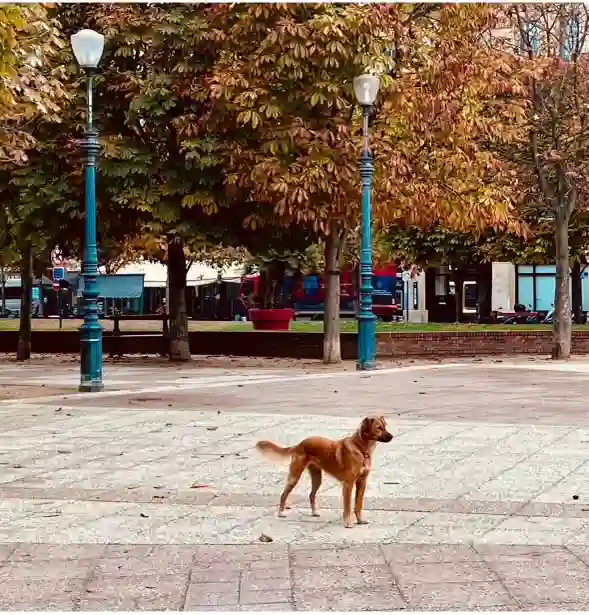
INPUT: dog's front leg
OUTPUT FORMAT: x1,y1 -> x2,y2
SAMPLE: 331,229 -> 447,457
342,481 -> 355,528
354,475 -> 369,525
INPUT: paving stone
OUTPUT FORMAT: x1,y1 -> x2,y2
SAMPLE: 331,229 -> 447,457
240,589 -> 292,605
291,544 -> 386,568
10,543 -> 107,561
500,576 -> 589,606
0,557 -> 94,581
92,546 -> 194,576
240,603 -> 293,611
242,559 -> 290,578
292,565 -> 393,591
519,602 -> 589,611
185,606 -> 240,612
79,573 -> 189,611
401,581 -> 516,610
475,544 -> 573,560
484,554 -> 589,582
192,545 -> 288,566
382,543 -> 480,564
184,580 -> 240,608
191,563 -> 242,583
294,586 -> 406,611
391,560 -> 497,585
240,576 -> 290,593
0,543 -> 16,561
0,577 -> 84,610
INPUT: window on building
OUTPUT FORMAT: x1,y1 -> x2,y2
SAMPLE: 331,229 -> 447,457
561,13 -> 583,60
520,20 -> 541,56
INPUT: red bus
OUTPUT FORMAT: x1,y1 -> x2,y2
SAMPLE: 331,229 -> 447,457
239,265 -> 402,320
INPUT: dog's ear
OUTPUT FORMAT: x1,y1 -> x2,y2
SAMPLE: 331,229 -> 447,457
360,417 -> 373,437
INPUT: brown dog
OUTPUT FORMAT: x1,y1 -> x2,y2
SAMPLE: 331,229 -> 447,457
255,415 -> 393,528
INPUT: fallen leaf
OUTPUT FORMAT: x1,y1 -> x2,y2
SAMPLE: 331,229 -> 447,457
259,533 -> 273,543
56,449 -> 72,454
165,422 -> 173,427
206,426 -> 218,431
384,481 -> 400,485
190,483 -> 212,489
140,513 -> 149,518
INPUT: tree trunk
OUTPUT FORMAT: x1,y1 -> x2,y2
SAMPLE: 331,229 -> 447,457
17,245 -> 33,361
452,268 -> 463,323
323,223 -> 344,364
552,213 -> 572,359
0,266 -> 6,315
167,236 -> 190,361
571,261 -> 582,324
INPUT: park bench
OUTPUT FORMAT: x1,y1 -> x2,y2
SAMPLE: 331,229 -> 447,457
106,314 -> 168,357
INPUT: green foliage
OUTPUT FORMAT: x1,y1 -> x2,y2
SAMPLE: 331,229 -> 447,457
56,4 -> 231,250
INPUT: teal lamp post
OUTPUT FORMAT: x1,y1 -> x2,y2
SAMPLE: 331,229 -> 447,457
71,29 -> 105,392
353,73 -> 380,370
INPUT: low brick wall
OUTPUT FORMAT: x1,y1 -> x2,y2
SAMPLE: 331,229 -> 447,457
375,331 -> 589,357
1,330 -> 589,359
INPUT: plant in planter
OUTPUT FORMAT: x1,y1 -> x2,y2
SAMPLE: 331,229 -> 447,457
245,251 -> 305,331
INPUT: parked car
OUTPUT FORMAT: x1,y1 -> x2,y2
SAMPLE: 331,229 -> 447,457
0,298 -> 41,318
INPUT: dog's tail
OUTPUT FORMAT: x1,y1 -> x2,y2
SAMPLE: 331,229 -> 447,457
255,440 -> 293,463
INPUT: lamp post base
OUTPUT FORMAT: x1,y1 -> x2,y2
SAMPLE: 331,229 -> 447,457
79,321 -> 103,393
357,314 -> 377,370
79,382 -> 104,393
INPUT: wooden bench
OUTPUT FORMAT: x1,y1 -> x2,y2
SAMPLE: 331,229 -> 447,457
106,314 -> 169,357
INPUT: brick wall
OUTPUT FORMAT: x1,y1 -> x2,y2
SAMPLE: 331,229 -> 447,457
374,331 -> 589,357
2,330 -> 589,359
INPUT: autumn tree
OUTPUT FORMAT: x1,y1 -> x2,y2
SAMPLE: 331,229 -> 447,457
0,4 -> 68,359
55,4 -> 235,361
490,4 -> 589,358
212,4 -> 526,363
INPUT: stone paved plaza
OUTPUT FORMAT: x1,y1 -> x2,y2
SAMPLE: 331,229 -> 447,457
1,356 -> 589,610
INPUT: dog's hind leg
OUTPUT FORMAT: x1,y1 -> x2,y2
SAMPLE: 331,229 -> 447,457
308,465 -> 322,517
278,455 -> 306,517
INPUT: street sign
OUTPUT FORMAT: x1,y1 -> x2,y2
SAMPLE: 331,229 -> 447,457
52,267 -> 65,281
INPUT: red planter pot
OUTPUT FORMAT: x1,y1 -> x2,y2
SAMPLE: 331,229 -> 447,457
249,308 -> 294,331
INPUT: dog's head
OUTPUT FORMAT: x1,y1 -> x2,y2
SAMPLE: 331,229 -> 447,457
360,415 -> 393,443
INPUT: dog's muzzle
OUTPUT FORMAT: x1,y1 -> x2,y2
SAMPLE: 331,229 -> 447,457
380,432 -> 394,443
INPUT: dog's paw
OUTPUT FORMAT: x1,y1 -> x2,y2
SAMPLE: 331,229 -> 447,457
356,519 -> 369,525
277,511 -> 287,518
343,520 -> 355,529
311,512 -> 321,517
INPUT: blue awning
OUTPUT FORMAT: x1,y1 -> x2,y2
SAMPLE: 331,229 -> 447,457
78,274 -> 144,299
